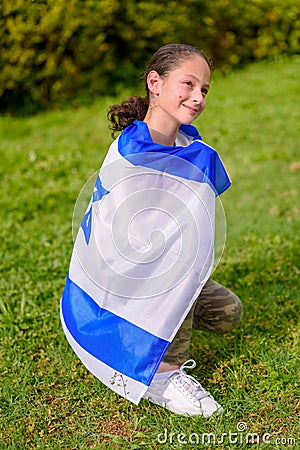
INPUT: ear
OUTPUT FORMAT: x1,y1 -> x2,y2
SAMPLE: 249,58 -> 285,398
146,70 -> 162,96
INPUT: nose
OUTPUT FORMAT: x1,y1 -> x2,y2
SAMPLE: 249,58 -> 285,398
193,87 -> 205,104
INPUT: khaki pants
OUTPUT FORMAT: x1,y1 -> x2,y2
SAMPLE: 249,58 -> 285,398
163,279 -> 243,365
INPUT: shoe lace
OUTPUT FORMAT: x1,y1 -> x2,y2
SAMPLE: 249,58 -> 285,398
169,359 -> 210,402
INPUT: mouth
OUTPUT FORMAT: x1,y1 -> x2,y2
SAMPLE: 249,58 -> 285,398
182,104 -> 199,114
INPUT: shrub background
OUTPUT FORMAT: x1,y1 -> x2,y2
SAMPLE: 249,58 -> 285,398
0,0 -> 299,110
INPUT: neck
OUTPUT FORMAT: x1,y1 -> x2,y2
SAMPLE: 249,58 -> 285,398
143,111 -> 179,146
146,128 -> 177,146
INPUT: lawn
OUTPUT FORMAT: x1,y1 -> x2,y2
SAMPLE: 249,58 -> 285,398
0,56 -> 299,449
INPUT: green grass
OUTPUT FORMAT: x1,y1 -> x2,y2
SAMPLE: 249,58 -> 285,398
1,56 -> 299,449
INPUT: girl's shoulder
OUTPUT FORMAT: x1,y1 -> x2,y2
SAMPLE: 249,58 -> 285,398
176,124 -> 202,147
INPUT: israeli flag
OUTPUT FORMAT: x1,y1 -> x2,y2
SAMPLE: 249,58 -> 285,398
61,121 -> 231,404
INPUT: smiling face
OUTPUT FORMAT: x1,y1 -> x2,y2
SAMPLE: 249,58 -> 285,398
145,55 -> 211,134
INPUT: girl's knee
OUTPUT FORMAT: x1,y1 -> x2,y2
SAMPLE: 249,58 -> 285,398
193,289 -> 243,334
212,294 -> 243,334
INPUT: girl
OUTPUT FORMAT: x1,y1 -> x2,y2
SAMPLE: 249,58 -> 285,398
61,44 -> 242,418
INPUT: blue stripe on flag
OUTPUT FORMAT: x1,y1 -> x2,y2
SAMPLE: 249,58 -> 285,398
61,276 -> 169,385
118,121 -> 231,196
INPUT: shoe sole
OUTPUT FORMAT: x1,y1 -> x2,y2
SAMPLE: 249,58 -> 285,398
143,393 -> 224,417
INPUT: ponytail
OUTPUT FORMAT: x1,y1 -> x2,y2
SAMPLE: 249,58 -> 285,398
107,95 -> 149,137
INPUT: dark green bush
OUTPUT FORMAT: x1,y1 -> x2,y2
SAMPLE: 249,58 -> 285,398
0,0 -> 116,109
0,0 -> 299,110
184,0 -> 300,67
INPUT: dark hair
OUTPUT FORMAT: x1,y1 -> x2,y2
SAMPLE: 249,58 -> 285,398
107,44 -> 213,137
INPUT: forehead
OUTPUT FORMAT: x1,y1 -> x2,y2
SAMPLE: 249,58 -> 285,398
174,55 -> 211,78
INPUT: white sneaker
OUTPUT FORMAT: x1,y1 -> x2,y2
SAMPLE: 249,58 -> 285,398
143,360 -> 223,417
